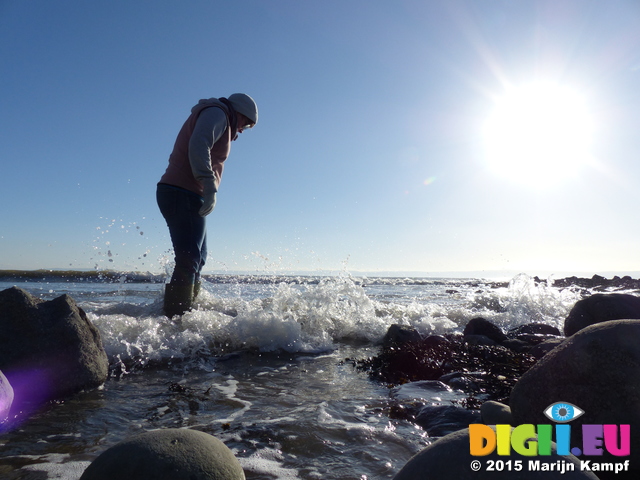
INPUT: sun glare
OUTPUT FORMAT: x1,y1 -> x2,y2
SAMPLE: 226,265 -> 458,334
483,82 -> 595,187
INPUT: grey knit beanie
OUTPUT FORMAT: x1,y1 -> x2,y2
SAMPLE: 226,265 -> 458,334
228,93 -> 258,125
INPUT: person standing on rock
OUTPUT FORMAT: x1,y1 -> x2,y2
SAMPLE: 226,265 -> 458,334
157,94 -> 258,317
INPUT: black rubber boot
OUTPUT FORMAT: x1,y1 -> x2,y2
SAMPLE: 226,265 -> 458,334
193,280 -> 201,300
163,284 -> 194,318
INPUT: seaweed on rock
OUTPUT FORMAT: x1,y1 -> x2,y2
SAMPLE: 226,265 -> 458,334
355,334 -> 537,407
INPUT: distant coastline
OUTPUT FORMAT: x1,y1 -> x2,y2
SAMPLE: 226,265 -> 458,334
1,269 -> 640,290
0,269 -> 166,283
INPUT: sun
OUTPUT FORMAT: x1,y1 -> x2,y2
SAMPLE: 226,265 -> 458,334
483,81 -> 595,187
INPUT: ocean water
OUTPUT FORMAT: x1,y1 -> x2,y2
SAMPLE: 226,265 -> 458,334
0,272 -> 615,479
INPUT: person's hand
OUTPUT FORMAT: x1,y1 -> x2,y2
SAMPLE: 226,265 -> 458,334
199,180 -> 217,216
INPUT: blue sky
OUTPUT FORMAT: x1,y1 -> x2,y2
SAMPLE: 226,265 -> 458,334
2,0 -> 640,277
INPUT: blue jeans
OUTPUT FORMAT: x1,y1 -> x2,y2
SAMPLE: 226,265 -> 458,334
156,183 -> 207,286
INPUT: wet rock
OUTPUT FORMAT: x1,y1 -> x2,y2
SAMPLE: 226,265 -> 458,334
463,317 -> 507,343
0,287 -> 108,410
80,428 -> 245,480
387,380 -> 470,427
463,319 -> 562,355
464,334 -> 499,346
414,405 -> 480,437
500,338 -> 530,352
422,334 -> 449,348
508,323 -> 561,337
382,324 -> 421,350
440,372 -> 482,393
509,333 -> 559,346
438,372 -> 461,383
528,338 -> 565,359
510,320 -> 640,477
564,293 -> 640,336
480,400 -> 512,425
390,380 -> 454,403
392,427 -> 598,479
357,327 -> 536,405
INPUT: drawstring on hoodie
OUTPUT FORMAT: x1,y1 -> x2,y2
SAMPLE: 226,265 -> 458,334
218,97 -> 239,140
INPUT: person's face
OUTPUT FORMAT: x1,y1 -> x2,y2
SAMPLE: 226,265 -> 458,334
236,113 -> 254,134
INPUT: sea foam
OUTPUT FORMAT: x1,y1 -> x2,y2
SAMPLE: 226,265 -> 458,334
87,274 -> 582,371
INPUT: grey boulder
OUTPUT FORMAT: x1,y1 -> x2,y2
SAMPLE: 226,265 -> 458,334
0,287 -> 108,408
510,320 -> 640,475
393,427 -> 598,479
80,428 -> 245,480
564,293 -> 640,336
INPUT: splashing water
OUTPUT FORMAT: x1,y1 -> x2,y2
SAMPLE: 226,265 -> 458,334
82,273 -> 585,371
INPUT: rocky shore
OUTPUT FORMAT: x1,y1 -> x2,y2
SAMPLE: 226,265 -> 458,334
357,289 -> 640,479
535,274 -> 640,293
2,278 -> 640,479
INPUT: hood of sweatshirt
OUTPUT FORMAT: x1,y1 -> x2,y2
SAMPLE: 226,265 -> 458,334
191,97 -> 238,140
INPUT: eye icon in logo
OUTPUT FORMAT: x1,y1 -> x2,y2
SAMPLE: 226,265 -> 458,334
544,402 -> 584,423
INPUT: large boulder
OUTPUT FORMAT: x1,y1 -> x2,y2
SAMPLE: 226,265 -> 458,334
80,428 -> 245,480
392,427 -> 598,479
0,287 -> 108,409
510,320 -> 640,478
564,293 -> 640,336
